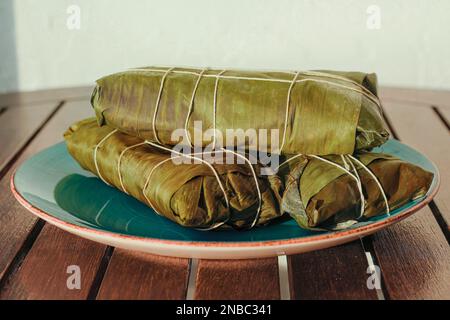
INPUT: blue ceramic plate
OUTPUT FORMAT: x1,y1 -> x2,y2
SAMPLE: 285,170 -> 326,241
11,140 -> 439,259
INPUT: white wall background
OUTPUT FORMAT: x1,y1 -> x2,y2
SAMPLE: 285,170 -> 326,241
1,0 -> 449,93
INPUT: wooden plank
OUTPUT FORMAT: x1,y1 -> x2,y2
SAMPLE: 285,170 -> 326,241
383,102 -> 450,229
194,258 -> 280,300
97,249 -> 190,300
379,87 -> 450,109
0,103 -> 56,173
0,100 -> 98,290
288,241 -> 377,300
369,101 -> 450,299
0,103 -> 61,281
0,86 -> 93,108
371,208 -> 450,299
0,225 -> 107,300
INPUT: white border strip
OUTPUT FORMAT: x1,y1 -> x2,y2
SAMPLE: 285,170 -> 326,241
186,258 -> 199,300
277,255 -> 290,300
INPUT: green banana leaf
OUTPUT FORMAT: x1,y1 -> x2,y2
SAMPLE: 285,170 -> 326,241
91,67 -> 389,155
280,153 -> 434,230
64,118 -> 283,230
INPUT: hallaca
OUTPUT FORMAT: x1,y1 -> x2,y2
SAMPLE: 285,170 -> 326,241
64,118 -> 283,230
91,67 -> 389,155
280,153 -> 434,230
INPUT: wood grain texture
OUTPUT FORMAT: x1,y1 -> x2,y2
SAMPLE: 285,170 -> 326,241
371,208 -> 450,299
0,103 -> 56,173
0,100 -> 97,285
97,249 -> 190,300
370,101 -> 450,299
383,101 -> 450,229
380,87 -> 450,109
0,225 -> 107,299
0,104 -> 61,280
1,87 -> 448,300
0,86 -> 93,107
288,241 -> 377,300
194,258 -> 279,300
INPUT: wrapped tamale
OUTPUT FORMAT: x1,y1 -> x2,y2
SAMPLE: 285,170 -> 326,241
64,118 -> 283,230
91,67 -> 389,155
281,153 -> 434,230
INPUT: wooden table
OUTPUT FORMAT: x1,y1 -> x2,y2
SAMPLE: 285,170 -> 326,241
0,86 -> 449,300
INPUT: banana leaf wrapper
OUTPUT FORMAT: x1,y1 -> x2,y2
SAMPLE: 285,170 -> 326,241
64,118 -> 283,229
281,153 -> 434,230
91,67 -> 389,155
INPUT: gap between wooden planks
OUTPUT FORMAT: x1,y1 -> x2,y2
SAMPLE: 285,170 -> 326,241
370,101 -> 450,299
0,101 -> 62,282
383,101 -> 449,229
0,100 -> 109,299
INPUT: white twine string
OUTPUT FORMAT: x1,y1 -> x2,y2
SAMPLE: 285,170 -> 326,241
275,153 -> 366,218
280,71 -> 301,153
142,153 -> 229,230
185,68 -> 208,147
152,67 -> 175,144
143,141 -> 230,207
300,71 -> 376,98
117,142 -> 147,194
310,154 -> 366,218
220,147 -> 262,228
302,70 -> 383,114
343,155 -> 365,218
212,70 -> 227,150
347,154 -> 390,216
131,67 -> 382,111
142,157 -> 174,217
273,153 -> 304,172
140,142 -> 262,229
143,140 -> 230,230
276,153 -> 390,219
93,129 -> 118,186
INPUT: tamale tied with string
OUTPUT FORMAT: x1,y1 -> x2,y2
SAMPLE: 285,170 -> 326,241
91,67 -> 389,155
280,153 -> 434,230
64,118 -> 283,230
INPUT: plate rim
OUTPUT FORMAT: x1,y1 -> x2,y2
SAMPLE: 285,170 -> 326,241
10,143 -> 441,250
